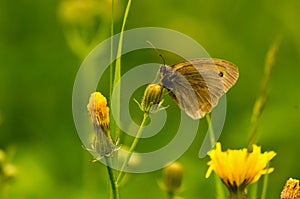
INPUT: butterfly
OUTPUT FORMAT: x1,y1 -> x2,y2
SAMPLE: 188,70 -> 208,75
160,58 -> 239,120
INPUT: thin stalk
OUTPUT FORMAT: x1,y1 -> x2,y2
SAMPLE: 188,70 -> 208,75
229,189 -> 247,199
206,115 -> 225,199
260,165 -> 270,199
249,183 -> 258,199
214,174 -> 226,199
113,0 -> 132,139
247,40 -> 280,151
109,0 -> 114,98
109,0 -> 118,141
116,113 -> 148,184
206,114 -> 216,147
105,157 -> 119,199
167,191 -> 175,199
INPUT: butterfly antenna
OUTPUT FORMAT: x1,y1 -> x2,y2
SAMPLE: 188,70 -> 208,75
146,41 -> 167,83
146,40 -> 166,65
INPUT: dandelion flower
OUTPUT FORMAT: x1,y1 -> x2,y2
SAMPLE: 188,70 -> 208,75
206,142 -> 276,196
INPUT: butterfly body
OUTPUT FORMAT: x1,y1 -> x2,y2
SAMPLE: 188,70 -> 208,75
160,58 -> 239,120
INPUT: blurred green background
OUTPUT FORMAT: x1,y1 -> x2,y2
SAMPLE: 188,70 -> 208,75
1,0 -> 300,198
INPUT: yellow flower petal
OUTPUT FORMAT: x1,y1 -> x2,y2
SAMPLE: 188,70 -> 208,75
206,142 -> 276,190
87,92 -> 110,131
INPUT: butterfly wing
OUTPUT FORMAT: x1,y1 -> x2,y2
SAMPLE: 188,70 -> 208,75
160,58 -> 239,119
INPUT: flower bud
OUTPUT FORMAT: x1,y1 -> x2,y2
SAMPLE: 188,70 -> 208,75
281,178 -> 300,199
141,84 -> 163,113
87,92 -> 110,133
162,162 -> 184,193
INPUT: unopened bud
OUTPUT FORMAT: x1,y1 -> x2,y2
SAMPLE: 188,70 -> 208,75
141,84 -> 163,113
162,162 -> 184,193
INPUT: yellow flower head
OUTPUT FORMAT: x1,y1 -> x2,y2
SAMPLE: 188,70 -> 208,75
206,142 -> 276,190
87,92 -> 116,159
281,178 -> 300,199
87,92 -> 110,132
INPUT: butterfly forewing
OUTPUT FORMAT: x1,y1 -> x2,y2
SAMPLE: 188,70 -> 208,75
160,58 -> 239,120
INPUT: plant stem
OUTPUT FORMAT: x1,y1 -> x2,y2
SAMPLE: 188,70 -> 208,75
167,191 -> 175,199
214,174 -> 226,199
116,113 -> 148,184
109,0 -> 114,99
206,114 -> 216,147
206,115 -> 226,199
105,157 -> 119,199
249,183 -> 257,199
247,40 -> 280,151
229,189 -> 247,199
113,0 -> 132,139
260,164 -> 270,199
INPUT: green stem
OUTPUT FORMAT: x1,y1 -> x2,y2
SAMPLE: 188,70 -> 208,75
206,114 -> 216,147
167,191 -> 175,199
214,174 -> 226,199
206,115 -> 225,199
260,165 -> 270,199
113,0 -> 132,139
109,0 -> 114,99
249,183 -> 257,199
116,113 -> 148,184
247,40 -> 280,151
229,188 -> 247,199
105,157 -> 119,199
229,189 -> 247,199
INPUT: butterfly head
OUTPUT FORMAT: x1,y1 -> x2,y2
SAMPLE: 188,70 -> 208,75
159,64 -> 174,76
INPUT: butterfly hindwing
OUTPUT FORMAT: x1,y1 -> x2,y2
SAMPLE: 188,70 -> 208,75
160,58 -> 239,119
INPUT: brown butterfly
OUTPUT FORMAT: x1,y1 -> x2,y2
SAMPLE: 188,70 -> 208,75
160,58 -> 239,120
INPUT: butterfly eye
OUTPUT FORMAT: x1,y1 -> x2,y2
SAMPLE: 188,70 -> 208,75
218,71 -> 224,77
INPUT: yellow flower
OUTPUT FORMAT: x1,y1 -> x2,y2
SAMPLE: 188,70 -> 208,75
87,92 -> 110,132
206,142 -> 276,191
87,92 -> 115,159
281,178 -> 300,199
